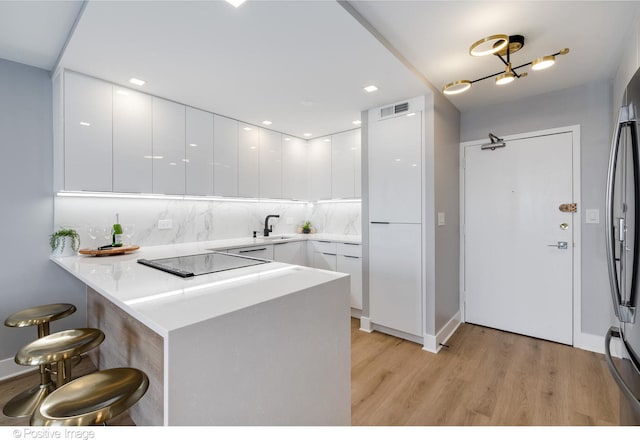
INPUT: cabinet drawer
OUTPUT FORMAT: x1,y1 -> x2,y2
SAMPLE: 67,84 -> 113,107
310,240 -> 337,254
227,245 -> 274,260
337,242 -> 361,257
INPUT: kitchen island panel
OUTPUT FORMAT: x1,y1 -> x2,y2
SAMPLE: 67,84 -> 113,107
87,288 -> 164,426
167,276 -> 351,425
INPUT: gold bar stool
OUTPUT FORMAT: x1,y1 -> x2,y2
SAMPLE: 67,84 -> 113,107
31,368 -> 149,426
3,303 -> 77,418
3,328 -> 104,418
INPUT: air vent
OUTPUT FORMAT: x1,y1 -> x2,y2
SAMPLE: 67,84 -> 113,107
395,102 -> 409,113
380,102 -> 410,119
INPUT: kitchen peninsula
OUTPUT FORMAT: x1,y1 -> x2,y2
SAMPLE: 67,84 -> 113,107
51,237 -> 351,426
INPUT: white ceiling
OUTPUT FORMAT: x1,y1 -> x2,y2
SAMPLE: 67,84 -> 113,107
0,1 -> 639,136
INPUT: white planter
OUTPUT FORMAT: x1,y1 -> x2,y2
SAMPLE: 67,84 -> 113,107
51,236 -> 78,257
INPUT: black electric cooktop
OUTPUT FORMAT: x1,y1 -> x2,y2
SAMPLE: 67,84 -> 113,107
138,251 -> 270,278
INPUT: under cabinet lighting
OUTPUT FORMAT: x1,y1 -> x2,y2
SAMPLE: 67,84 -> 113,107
316,198 -> 362,204
79,122 -> 91,126
56,191 -> 309,204
128,78 -> 146,86
224,0 -> 246,7
262,120 -> 272,126
364,85 -> 378,93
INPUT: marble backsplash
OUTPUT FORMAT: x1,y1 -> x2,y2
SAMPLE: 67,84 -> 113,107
54,197 -> 361,248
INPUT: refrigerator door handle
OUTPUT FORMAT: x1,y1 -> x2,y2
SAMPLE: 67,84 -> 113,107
605,326 -> 640,415
606,106 -> 628,321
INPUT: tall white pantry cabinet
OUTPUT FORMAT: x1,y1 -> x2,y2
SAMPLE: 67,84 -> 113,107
364,94 -> 461,352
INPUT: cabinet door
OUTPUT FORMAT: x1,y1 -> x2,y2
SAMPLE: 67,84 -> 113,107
113,87 -> 152,193
282,137 -> 308,200
259,128 -> 282,199
227,245 -> 274,260
313,252 -> 337,271
238,123 -> 260,198
308,138 -> 332,200
331,129 -> 359,199
186,107 -> 214,196
354,130 -> 361,198
152,98 -> 185,195
213,115 -> 238,197
273,241 -> 307,266
369,223 -> 422,336
64,72 -> 112,191
369,113 -> 421,222
337,254 -> 362,310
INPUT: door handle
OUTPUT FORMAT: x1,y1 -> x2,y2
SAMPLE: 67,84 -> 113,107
546,241 -> 568,249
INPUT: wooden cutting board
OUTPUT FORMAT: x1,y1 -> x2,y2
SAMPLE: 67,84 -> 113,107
78,245 -> 140,256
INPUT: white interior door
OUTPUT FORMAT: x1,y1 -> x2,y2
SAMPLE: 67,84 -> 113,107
464,131 -> 575,345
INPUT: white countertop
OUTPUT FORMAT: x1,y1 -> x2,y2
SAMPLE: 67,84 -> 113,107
51,234 -> 359,336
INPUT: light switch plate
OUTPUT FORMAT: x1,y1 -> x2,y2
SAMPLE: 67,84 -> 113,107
158,219 -> 173,230
585,209 -> 600,224
437,212 -> 446,226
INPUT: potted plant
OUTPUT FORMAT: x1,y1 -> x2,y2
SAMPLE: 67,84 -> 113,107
50,228 -> 80,257
302,221 -> 312,234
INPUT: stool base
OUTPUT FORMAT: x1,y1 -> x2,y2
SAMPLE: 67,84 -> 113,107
3,382 -> 55,418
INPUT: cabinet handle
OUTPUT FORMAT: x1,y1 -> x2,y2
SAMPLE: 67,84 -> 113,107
343,255 -> 360,259
371,222 -> 390,224
317,240 -> 331,243
322,253 -> 337,256
239,248 -> 267,253
342,243 -> 359,246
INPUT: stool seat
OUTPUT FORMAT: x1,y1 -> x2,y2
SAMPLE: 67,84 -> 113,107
16,328 -> 104,367
5,303 -> 76,329
31,368 -> 149,426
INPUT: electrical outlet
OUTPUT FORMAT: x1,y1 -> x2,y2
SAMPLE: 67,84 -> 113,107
158,219 -> 173,230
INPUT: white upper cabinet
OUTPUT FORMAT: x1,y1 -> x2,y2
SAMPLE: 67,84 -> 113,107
282,137 -> 308,200
238,123 -> 260,198
308,137 -> 332,201
354,131 -> 361,198
369,113 -> 422,223
259,128 -> 282,199
331,129 -> 360,199
185,107 -> 214,196
152,98 -> 186,195
112,87 -> 152,193
213,115 -> 238,197
64,72 -> 113,191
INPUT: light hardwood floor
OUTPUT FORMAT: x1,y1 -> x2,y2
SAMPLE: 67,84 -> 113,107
352,318 -> 620,425
1,319 -> 621,426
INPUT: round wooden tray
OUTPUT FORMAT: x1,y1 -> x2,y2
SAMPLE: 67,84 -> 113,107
78,245 -> 140,257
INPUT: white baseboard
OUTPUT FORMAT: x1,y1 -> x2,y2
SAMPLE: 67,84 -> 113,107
574,331 -> 623,358
359,316 -> 373,333
422,311 -> 462,354
0,357 -> 37,381
351,308 -> 362,319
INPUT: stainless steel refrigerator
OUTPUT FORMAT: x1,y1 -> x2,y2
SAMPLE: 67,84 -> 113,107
605,66 -> 640,425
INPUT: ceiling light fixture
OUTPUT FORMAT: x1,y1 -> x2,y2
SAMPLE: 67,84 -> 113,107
129,78 -> 146,86
352,120 -> 361,125
262,120 -> 272,126
442,34 -> 569,96
364,85 -> 378,93
225,0 -> 246,7
303,133 -> 312,137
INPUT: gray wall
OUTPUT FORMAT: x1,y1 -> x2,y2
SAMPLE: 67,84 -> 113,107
433,92 -> 461,332
0,58 -> 86,361
460,79 -> 615,337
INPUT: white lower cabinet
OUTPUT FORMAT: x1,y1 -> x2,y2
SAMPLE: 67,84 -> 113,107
313,252 -> 337,271
337,254 -> 362,310
273,241 -> 307,266
228,245 -> 274,261
369,223 -> 422,337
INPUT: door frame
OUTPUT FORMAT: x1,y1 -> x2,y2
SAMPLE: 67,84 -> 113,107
459,125 -> 581,345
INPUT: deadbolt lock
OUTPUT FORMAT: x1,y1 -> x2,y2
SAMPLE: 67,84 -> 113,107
560,223 -> 569,230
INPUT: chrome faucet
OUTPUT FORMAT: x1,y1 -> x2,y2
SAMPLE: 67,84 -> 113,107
263,215 -> 280,237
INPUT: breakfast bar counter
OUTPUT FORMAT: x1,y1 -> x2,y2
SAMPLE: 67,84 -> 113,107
51,239 -> 351,426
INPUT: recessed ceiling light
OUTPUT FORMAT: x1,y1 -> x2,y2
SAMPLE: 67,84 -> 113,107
249,146 -> 257,150
169,162 -> 177,166
79,121 -> 91,126
262,120 -> 272,126
303,133 -> 312,137
143,155 -> 164,159
116,90 -> 129,96
129,78 -> 146,86
182,159 -> 189,163
324,139 -> 331,143
364,85 -> 378,93
406,112 -> 416,117
284,137 -> 291,141
189,143 -> 198,147
225,0 -> 246,7
352,120 -> 361,125
243,127 -> 252,131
